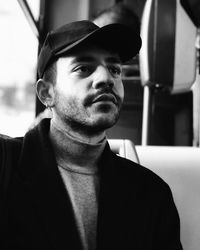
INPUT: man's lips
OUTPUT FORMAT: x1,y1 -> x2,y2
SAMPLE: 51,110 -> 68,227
92,93 -> 117,104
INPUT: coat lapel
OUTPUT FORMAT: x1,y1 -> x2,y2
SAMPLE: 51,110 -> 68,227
96,145 -> 124,249
18,119 -> 82,250
96,145 -> 145,250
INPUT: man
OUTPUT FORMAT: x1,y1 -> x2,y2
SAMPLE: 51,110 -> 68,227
0,20 -> 182,250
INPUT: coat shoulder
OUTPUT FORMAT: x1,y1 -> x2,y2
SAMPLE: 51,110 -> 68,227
112,153 -> 171,194
0,135 -> 23,177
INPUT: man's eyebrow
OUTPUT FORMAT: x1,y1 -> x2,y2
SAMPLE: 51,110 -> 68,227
71,56 -> 96,63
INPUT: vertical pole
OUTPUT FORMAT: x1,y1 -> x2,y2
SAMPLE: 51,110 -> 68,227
192,29 -> 200,146
141,85 -> 153,145
35,0 -> 47,116
197,29 -> 200,147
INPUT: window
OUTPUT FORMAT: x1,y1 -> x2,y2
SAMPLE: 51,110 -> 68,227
0,0 -> 40,136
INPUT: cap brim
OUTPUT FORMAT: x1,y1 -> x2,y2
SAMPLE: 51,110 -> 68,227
56,23 -> 142,62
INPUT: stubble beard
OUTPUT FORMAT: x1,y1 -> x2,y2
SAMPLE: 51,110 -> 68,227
54,94 -> 122,136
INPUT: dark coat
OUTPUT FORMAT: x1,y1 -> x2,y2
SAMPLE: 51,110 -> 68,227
0,119 -> 182,250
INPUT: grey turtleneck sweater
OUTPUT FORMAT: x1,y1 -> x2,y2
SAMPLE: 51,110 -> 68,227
49,120 -> 107,250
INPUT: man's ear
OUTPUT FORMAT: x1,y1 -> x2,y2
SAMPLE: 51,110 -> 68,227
36,79 -> 55,107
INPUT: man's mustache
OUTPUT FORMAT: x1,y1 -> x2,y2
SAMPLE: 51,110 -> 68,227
84,89 -> 122,107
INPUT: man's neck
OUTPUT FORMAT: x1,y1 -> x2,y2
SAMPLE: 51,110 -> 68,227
49,119 -> 107,169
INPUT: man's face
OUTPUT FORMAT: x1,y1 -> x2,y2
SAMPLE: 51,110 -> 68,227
52,45 -> 124,133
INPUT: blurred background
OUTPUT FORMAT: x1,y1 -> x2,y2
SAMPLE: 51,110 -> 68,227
0,0 -> 39,136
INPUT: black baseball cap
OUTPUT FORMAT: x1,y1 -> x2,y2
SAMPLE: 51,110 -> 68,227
37,20 -> 142,78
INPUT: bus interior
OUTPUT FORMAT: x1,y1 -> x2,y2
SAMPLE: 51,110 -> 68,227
0,0 -> 200,249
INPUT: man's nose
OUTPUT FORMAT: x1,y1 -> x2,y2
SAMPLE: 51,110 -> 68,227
92,65 -> 114,89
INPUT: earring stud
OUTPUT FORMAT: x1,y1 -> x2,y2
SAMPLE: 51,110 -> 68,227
45,103 -> 52,111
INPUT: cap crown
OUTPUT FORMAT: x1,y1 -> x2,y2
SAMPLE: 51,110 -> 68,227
37,20 -> 142,78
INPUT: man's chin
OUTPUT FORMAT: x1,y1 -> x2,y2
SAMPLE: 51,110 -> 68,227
90,113 -> 119,130
86,104 -> 121,130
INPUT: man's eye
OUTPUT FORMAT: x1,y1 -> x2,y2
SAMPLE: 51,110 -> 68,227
109,66 -> 122,76
74,65 -> 93,75
78,66 -> 89,72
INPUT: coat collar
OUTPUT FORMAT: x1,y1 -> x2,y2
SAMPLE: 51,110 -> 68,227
18,118 -> 130,250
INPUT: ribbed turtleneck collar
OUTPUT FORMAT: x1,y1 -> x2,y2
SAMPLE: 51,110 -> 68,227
49,120 -> 107,172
